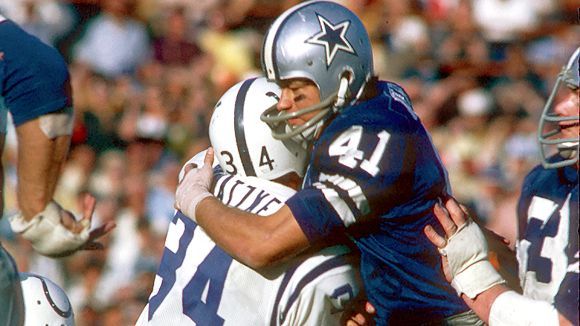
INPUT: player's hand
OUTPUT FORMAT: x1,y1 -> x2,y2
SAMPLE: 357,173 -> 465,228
423,198 -> 468,282
423,197 -> 505,298
175,147 -> 215,222
10,194 -> 116,257
341,298 -> 376,326
57,194 -> 116,255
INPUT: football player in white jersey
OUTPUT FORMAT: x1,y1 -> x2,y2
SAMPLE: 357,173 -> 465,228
424,47 -> 579,326
137,77 -> 361,325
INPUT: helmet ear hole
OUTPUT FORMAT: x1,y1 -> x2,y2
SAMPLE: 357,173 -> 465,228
341,70 -> 355,94
341,70 -> 353,82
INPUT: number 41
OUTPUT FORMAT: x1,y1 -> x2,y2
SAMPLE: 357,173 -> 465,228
328,126 -> 390,177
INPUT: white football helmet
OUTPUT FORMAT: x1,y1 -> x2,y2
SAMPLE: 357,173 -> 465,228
260,0 -> 374,145
209,77 -> 307,180
538,46 -> 579,169
19,272 -> 75,326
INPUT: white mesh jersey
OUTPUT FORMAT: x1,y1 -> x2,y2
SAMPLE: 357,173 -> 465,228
137,170 -> 360,326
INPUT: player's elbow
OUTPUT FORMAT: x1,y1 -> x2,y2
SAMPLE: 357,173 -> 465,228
240,253 -> 272,270
239,238 -> 285,269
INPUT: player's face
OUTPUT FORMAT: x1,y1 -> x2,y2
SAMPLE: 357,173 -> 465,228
277,79 -> 321,126
554,88 -> 579,141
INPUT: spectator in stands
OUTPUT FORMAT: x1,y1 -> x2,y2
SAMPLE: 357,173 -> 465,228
72,0 -> 151,78
152,6 -> 202,67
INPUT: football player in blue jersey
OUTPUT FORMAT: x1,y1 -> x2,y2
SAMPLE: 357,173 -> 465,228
175,1 -> 483,324
424,47 -> 579,326
0,15 -> 114,325
139,77 -> 362,325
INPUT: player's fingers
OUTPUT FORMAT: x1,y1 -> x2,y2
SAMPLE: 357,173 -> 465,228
80,194 -> 97,227
88,221 -> 116,241
458,203 -> 470,216
424,225 -> 447,248
444,197 -> 468,228
433,201 -> 457,237
347,313 -> 367,326
365,302 -> 376,314
205,147 -> 214,167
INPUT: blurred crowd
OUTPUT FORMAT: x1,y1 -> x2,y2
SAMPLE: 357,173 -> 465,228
0,0 -> 578,324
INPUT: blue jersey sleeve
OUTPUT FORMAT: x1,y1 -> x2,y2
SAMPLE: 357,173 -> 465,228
288,82 -> 448,243
0,20 -> 72,126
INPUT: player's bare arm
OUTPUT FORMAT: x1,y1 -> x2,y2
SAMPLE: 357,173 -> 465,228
176,148 -> 310,269
196,197 -> 309,268
16,118 -> 69,218
9,117 -> 116,257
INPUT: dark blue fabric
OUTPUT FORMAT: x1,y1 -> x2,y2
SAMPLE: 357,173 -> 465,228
518,156 -> 579,325
0,19 -> 72,126
288,81 -> 466,324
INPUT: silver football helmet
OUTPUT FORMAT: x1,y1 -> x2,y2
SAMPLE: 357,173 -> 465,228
19,272 -> 75,326
209,77 -> 307,180
538,46 -> 579,169
260,0 -> 374,144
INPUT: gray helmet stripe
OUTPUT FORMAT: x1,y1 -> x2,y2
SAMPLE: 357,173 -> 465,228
262,27 -> 277,80
263,1 -> 319,80
234,78 -> 257,176
32,274 -> 73,318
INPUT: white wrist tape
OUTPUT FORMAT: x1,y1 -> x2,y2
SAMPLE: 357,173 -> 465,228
9,201 -> 90,257
175,161 -> 213,223
489,291 -> 559,326
439,219 -> 505,298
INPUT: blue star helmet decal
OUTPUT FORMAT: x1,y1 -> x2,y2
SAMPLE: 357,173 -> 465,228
306,14 -> 356,68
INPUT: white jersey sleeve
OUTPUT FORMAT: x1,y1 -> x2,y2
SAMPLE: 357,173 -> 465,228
270,245 -> 361,326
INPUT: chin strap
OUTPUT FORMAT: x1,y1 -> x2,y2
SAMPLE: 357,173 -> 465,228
308,75 -> 350,142
333,75 -> 351,111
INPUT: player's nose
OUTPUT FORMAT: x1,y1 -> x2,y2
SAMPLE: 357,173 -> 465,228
277,88 -> 294,111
